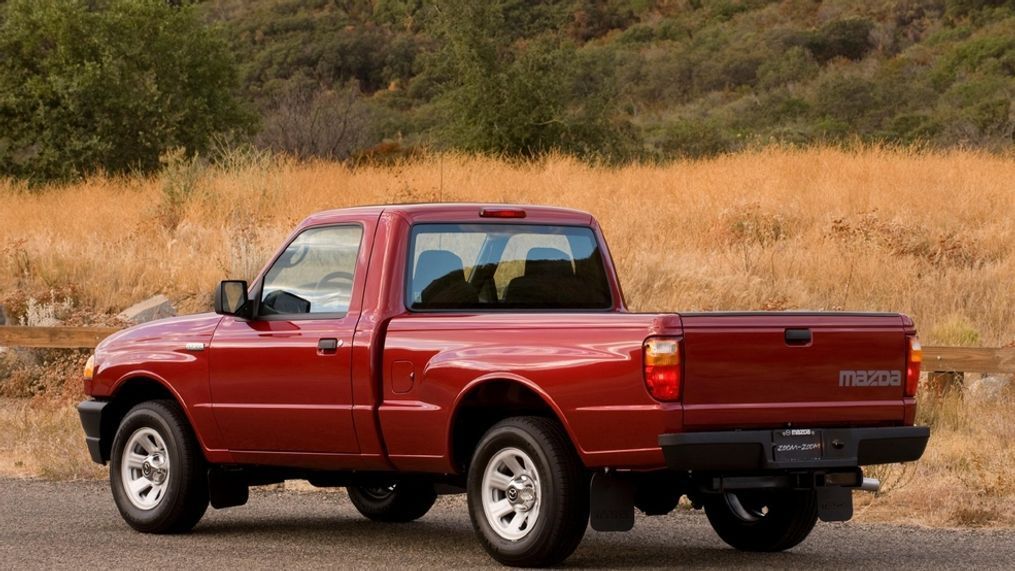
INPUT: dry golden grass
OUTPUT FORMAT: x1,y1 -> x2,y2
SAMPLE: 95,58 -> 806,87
857,387 -> 1015,527
2,147 -> 1012,343
0,398 -> 104,480
1,147 -> 1014,525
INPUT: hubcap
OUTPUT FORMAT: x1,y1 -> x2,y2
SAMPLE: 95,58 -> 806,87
482,448 -> 541,541
120,427 -> 171,511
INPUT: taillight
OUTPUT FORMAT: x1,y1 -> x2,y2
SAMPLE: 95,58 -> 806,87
905,335 -> 922,397
644,337 -> 682,401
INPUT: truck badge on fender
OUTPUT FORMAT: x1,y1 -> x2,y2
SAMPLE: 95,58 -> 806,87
839,370 -> 902,387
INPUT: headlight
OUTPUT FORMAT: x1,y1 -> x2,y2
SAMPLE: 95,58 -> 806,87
83,355 -> 96,381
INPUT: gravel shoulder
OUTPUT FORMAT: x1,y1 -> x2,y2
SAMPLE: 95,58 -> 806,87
3,477 -> 1014,569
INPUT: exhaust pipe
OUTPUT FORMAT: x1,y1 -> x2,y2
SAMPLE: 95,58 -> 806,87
860,477 -> 881,492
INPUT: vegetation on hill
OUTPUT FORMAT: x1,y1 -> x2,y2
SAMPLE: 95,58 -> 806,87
206,0 -> 1015,163
0,0 -> 1013,179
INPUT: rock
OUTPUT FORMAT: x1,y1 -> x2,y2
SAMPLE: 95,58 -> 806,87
118,295 -> 176,324
966,374 -> 1012,402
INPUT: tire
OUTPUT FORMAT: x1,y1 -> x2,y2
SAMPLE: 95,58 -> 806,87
703,489 -> 818,552
467,416 -> 589,567
347,480 -> 437,523
109,400 -> 208,533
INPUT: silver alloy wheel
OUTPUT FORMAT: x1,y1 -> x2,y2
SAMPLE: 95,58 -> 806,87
481,447 -> 542,541
120,427 -> 171,511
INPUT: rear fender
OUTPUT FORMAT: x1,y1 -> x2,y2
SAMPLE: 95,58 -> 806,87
447,373 -> 586,467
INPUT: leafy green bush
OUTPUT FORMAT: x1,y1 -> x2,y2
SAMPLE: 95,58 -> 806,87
812,74 -> 879,128
757,46 -> 820,89
0,0 -> 252,183
649,118 -> 736,159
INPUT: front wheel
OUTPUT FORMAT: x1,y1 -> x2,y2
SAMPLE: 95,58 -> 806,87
109,400 -> 209,533
467,416 -> 589,567
703,489 -> 818,552
347,480 -> 437,522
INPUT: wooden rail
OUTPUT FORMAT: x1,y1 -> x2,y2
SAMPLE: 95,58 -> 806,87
0,326 -> 1013,374
0,326 -> 120,349
923,346 -> 1015,374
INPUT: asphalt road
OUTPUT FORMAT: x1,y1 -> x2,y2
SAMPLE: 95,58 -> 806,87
2,478 -> 1014,569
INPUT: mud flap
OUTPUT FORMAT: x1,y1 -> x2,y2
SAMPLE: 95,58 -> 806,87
208,467 -> 249,509
589,472 -> 634,532
816,486 -> 853,522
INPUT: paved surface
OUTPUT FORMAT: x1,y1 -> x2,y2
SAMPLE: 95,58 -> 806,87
2,478 -> 1014,569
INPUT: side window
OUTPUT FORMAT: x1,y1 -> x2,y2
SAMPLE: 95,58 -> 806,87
260,225 -> 363,315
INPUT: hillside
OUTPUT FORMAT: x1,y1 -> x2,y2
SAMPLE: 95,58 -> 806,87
205,0 -> 1015,159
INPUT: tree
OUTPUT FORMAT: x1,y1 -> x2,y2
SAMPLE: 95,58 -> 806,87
255,81 -> 377,160
0,0 -> 252,182
423,0 -> 632,160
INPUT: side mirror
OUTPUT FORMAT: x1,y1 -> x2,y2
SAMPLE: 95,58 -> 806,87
215,280 -> 252,318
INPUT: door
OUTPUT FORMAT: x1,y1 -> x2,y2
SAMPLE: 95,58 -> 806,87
210,224 -> 365,453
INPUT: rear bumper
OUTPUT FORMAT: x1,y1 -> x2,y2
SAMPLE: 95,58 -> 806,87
77,399 -> 109,465
659,426 -> 929,472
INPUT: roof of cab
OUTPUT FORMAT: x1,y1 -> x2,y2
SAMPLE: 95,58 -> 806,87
298,203 -> 595,228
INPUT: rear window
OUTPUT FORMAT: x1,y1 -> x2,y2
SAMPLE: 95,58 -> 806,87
407,224 -> 612,311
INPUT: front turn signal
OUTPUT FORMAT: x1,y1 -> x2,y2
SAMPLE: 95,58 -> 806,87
644,337 -> 682,401
83,355 -> 95,381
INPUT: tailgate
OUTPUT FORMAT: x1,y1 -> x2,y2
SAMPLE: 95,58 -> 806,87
680,312 -> 908,429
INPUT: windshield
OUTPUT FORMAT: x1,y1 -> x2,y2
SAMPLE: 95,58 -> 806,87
407,223 -> 612,311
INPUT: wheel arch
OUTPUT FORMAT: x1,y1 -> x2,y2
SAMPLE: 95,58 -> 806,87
98,374 -> 202,464
447,374 -> 584,474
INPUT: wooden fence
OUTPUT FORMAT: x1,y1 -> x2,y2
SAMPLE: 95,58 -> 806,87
0,326 -> 120,349
0,326 -> 1012,376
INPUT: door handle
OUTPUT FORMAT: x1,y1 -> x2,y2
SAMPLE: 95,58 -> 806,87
785,329 -> 812,345
317,338 -> 342,354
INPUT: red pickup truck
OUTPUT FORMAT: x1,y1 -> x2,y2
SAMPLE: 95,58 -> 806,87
78,204 -> 928,566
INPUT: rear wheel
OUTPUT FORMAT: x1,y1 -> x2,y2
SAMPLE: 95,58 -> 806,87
109,400 -> 208,533
703,489 -> 818,552
347,480 -> 437,522
467,416 -> 589,567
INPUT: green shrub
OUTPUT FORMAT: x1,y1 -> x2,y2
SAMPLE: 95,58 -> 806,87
0,0 -> 252,183
650,118 -> 736,159
757,46 -> 820,88
812,74 -> 879,127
